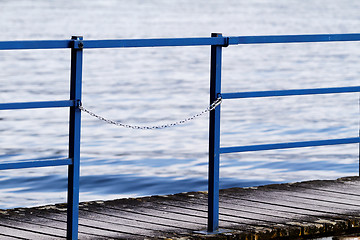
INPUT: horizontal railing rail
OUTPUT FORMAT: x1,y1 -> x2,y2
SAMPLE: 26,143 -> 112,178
220,86 -> 360,99
2,33 -> 360,50
220,137 -> 360,154
0,158 -> 73,170
0,40 -> 72,50
1,32 -> 359,238
0,100 -> 75,110
231,33 -> 360,44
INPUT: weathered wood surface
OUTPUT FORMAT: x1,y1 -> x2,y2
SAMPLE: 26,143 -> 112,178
2,176 -> 360,239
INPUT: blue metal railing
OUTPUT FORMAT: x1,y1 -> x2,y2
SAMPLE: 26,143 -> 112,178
0,35 -> 84,239
1,33 -> 359,238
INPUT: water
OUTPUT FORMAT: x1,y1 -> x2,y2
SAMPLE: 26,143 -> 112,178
0,0 -> 360,209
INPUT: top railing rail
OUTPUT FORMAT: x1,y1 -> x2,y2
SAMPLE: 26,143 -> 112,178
2,33 -> 360,50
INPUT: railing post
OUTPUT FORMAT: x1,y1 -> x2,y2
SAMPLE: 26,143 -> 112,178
208,33 -> 222,233
67,36 -> 83,240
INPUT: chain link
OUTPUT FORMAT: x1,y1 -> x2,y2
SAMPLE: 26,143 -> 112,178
79,97 -> 222,130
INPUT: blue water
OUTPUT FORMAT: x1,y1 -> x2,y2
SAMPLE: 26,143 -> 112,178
0,0 -> 360,209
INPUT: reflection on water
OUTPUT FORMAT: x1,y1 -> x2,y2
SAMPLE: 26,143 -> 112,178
1,0 -> 360,209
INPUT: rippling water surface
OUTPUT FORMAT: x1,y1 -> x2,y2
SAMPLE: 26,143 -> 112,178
0,0 -> 360,209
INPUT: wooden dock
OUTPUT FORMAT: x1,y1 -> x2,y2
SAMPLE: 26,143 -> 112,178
2,176 -> 360,239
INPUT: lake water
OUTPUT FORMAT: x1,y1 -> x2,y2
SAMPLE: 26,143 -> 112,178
0,0 -> 360,209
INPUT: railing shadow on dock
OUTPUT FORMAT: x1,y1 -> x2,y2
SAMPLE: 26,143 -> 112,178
1,32 -> 360,239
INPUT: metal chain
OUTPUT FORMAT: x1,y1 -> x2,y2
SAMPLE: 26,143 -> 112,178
79,97 -> 222,130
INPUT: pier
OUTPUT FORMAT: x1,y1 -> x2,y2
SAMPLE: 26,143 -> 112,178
1,176 -> 360,239
1,33 -> 360,239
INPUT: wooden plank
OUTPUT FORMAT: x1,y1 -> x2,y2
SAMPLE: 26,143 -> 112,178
100,198 -> 208,226
220,194 -> 354,219
1,177 -> 360,239
80,208 -> 197,231
149,193 -> 346,236
80,206 -> 207,238
263,186 -> 360,206
253,191 -> 360,210
137,193 -> 331,238
266,184 -> 360,201
0,223 -> 62,240
1,205 -> 112,240
0,233 -> 28,240
34,214 -> 119,240
157,193 -> 329,224
299,182 -> 360,196
43,212 -> 153,239
85,205 -> 204,229
221,187 -> 360,214
154,192 -> 317,219
150,195 -> 304,225
1,217 -> 66,237
106,196 -> 285,229
104,205 -> 207,228
19,214 -> 112,240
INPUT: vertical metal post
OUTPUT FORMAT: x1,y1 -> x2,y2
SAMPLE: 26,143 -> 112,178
208,33 -> 222,233
67,36 -> 83,240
